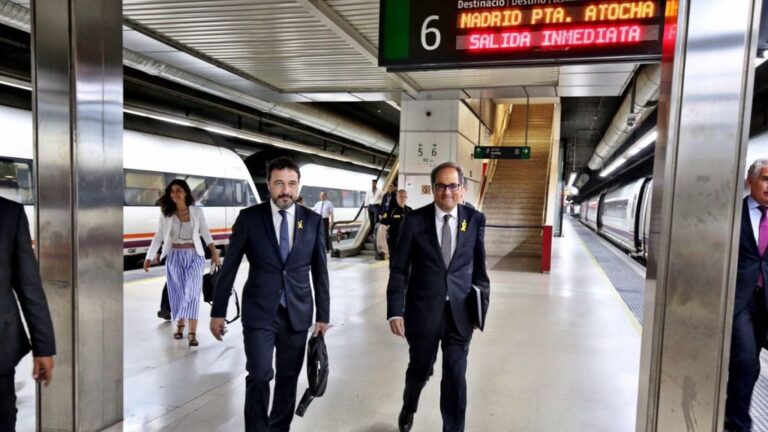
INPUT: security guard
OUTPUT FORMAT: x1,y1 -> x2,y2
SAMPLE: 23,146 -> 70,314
380,189 -> 412,259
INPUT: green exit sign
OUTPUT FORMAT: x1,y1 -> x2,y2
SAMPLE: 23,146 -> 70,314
474,146 -> 531,160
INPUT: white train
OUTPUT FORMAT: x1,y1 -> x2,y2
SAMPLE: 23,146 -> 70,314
298,163 -> 371,240
0,104 -> 259,267
578,177 -> 653,261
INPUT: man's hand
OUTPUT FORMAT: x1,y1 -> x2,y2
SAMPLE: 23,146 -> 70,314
143,259 -> 151,272
313,322 -> 329,337
389,318 -> 405,338
210,317 -> 227,341
33,356 -> 53,386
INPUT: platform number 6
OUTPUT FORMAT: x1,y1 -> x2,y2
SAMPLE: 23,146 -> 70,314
421,16 -> 441,51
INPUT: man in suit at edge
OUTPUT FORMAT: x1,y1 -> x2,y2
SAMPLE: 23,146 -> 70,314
726,158 -> 768,431
387,161 -> 490,432
210,157 -> 330,432
0,197 -> 55,430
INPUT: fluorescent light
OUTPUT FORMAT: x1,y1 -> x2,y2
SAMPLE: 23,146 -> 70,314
566,172 -> 576,188
0,76 -> 32,91
124,108 -> 194,127
600,128 -> 657,177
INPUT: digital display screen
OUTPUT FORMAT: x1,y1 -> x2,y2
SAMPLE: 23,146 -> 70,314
379,0 -> 666,71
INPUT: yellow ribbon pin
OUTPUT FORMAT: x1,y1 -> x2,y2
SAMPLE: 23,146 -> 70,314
460,220 -> 467,232
297,220 -> 304,230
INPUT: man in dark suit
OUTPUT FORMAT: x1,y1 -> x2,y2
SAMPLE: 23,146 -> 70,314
210,157 -> 330,432
726,158 -> 768,431
0,197 -> 56,430
380,189 -> 412,260
387,162 -> 490,432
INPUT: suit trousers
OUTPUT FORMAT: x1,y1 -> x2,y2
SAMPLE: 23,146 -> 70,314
243,306 -> 307,432
0,370 -> 16,432
322,218 -> 331,252
726,288 -> 767,431
403,302 -> 472,432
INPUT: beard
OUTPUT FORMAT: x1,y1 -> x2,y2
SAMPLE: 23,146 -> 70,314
272,193 -> 294,210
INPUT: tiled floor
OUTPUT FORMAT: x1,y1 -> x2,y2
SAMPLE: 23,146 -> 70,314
16,219 -> 641,431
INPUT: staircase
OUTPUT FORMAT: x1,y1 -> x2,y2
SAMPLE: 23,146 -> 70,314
483,104 -> 555,258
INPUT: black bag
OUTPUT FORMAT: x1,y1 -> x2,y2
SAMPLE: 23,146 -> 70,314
295,333 -> 329,417
203,264 -> 241,324
202,265 -> 219,303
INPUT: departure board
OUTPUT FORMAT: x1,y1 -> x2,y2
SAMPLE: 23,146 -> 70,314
379,0 -> 666,71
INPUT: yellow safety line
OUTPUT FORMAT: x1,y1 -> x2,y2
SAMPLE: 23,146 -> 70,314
570,223 -> 643,335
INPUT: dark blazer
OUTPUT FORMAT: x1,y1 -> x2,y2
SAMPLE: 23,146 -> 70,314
387,204 -> 490,339
736,196 -> 768,315
212,202 -> 330,331
0,197 -> 55,375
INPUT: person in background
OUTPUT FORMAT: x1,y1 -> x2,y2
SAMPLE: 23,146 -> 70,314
145,179 -> 221,347
0,197 -> 56,431
295,196 -> 305,207
210,157 -> 330,432
381,183 -> 398,216
312,192 -> 335,253
726,158 -> 768,431
380,189 -> 412,262
365,179 -> 383,225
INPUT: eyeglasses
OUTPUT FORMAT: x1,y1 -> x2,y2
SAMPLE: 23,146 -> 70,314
433,183 -> 461,192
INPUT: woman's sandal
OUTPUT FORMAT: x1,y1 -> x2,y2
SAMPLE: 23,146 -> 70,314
188,332 -> 199,347
173,323 -> 185,340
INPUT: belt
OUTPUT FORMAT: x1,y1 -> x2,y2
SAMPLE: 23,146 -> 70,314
172,243 -> 195,249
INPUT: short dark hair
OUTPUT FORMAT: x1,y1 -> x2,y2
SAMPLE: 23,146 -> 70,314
430,162 -> 464,186
267,157 -> 301,182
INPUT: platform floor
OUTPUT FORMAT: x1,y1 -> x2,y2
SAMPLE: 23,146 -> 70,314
15,218 -> 642,431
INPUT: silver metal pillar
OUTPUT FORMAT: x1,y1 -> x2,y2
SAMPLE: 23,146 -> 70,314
32,0 -> 124,430
637,0 -> 760,430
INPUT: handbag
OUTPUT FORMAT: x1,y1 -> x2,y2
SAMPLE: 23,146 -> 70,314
202,264 -> 241,324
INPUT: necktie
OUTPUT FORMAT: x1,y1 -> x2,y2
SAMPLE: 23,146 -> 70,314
758,206 -> 768,288
320,201 -> 325,217
279,210 -> 290,306
441,214 -> 452,267
279,210 -> 290,262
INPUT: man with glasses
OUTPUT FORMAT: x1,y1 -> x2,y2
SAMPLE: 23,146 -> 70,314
387,161 -> 491,432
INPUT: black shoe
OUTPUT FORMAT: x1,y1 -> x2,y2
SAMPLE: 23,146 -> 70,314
398,409 -> 414,432
157,310 -> 171,320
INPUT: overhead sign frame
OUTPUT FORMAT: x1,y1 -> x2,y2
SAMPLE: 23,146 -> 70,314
379,0 -> 667,71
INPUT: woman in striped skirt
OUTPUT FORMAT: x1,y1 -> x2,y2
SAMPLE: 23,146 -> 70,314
144,179 -> 221,347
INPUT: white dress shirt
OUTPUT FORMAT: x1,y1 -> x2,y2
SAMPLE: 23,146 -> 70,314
270,200 -> 295,250
435,204 -> 458,259
312,200 -> 334,218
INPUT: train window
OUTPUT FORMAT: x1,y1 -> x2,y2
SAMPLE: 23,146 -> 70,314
301,186 -> 363,209
124,170 -> 164,206
245,183 -> 258,206
233,181 -> 244,206
201,177 -> 229,206
0,158 -> 34,205
603,199 -> 629,219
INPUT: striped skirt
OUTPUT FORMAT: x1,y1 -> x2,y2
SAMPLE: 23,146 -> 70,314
166,248 -> 205,320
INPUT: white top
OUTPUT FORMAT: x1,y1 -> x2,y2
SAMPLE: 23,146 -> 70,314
364,187 -> 382,207
312,200 -> 334,218
270,200 -> 295,250
435,204 -> 458,259
748,196 -> 764,242
171,218 -> 194,244
146,205 -> 214,259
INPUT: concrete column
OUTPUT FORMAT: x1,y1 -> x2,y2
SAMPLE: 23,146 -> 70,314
32,0 -> 124,430
399,99 -> 485,209
636,0 -> 760,430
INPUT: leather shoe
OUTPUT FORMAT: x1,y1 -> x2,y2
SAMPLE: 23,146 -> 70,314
157,310 -> 171,320
398,409 -> 414,432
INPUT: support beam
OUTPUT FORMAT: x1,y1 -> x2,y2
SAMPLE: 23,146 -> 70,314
32,0 -> 124,429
